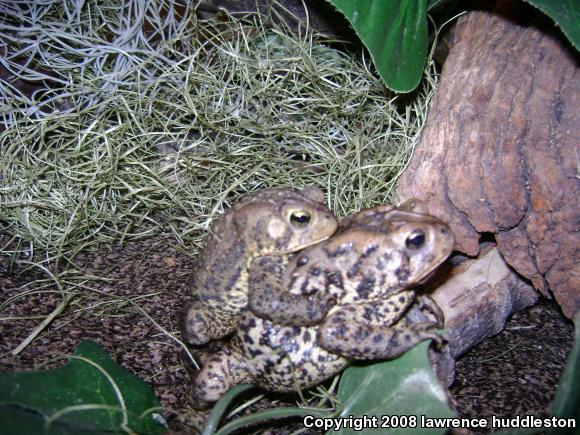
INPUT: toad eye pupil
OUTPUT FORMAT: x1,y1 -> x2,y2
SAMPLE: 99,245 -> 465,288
406,230 -> 425,250
290,212 -> 312,227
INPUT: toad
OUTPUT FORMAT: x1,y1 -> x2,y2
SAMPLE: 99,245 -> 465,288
180,187 -> 338,346
248,198 -> 436,326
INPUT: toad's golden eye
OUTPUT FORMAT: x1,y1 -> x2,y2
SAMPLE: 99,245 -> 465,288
406,230 -> 426,250
289,210 -> 312,227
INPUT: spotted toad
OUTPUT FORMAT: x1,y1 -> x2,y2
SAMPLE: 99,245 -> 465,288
248,199 -> 435,326
180,187 -> 337,346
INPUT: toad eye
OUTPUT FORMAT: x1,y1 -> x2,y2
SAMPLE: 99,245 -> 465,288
406,230 -> 426,250
289,210 -> 312,227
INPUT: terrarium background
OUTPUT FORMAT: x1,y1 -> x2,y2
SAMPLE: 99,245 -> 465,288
0,0 -> 574,431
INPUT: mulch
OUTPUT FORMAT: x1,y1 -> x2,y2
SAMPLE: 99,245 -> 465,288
0,231 -> 574,434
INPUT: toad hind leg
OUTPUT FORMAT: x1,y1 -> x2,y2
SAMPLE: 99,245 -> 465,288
348,290 -> 416,327
190,339 -> 253,409
319,314 -> 443,360
318,294 -> 443,360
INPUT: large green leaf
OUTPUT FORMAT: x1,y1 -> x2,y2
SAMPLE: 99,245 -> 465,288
523,0 -> 580,50
331,341 -> 454,434
327,0 -> 428,93
0,340 -> 165,435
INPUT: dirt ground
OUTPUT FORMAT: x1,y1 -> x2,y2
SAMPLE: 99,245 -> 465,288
451,300 -> 574,433
0,230 -> 574,434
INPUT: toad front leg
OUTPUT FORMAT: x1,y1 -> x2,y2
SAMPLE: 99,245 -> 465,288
181,302 -> 241,346
318,291 -> 443,360
247,256 -> 336,326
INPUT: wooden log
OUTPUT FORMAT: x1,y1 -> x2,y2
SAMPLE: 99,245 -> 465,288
397,2 -> 580,319
430,247 -> 538,359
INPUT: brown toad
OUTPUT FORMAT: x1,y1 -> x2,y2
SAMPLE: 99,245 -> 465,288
180,187 -> 338,346
248,198 -> 433,326
190,204 -> 454,406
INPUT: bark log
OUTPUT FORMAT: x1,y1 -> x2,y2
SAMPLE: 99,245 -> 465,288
431,246 -> 538,359
421,246 -> 539,386
396,2 -> 580,319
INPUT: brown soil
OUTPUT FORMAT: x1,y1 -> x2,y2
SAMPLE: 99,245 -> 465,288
0,231 -> 196,424
451,299 -> 574,433
0,230 -> 575,434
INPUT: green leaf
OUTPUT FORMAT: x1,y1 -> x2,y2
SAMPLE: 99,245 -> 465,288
203,384 -> 255,435
0,405 -> 104,435
0,340 -> 165,435
550,313 -> 580,430
331,341 -> 454,435
523,0 -> 580,51
214,406 -> 330,435
327,0 -> 428,93
203,384 -> 331,435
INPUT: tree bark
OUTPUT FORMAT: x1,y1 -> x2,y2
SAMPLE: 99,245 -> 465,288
430,246 -> 538,359
397,2 -> 580,320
